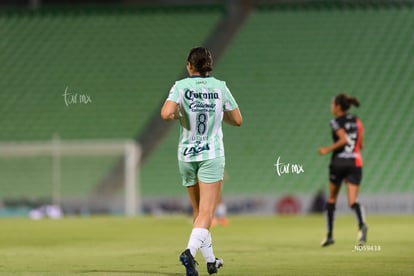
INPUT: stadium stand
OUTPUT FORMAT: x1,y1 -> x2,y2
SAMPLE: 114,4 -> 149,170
0,6 -> 222,198
142,3 -> 414,196
1,3 -> 413,204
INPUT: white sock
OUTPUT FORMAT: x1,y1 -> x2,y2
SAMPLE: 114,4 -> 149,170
187,228 -> 209,257
200,231 -> 216,263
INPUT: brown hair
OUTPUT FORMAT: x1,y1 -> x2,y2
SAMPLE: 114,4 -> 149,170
187,47 -> 213,76
334,93 -> 360,111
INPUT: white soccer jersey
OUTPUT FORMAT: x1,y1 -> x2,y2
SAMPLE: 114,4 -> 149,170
166,76 -> 239,162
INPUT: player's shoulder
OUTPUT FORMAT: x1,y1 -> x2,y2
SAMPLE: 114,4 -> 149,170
330,113 -> 359,130
344,113 -> 360,123
208,76 -> 222,81
329,118 -> 340,130
330,114 -> 347,129
174,77 -> 192,85
206,76 -> 227,90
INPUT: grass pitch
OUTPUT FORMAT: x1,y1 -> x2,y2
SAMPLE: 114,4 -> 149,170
0,215 -> 413,275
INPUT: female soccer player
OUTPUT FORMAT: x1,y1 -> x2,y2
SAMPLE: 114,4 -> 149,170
161,47 -> 242,275
318,93 -> 368,247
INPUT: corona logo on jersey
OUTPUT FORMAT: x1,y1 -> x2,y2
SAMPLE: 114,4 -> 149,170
184,89 -> 219,101
184,89 -> 219,113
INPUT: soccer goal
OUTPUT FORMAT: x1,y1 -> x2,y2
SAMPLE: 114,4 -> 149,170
0,137 -> 141,216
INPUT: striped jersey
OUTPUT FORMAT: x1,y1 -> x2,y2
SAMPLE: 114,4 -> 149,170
166,76 -> 239,162
330,113 -> 364,167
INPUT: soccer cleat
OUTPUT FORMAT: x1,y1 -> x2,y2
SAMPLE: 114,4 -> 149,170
321,237 -> 335,247
207,258 -> 223,275
357,224 -> 368,245
179,249 -> 199,276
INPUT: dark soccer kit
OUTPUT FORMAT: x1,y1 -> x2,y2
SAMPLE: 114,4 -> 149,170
328,113 -> 364,186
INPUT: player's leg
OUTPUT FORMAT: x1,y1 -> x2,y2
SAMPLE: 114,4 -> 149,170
196,180 -> 223,274
322,163 -> 345,247
178,161 -> 200,276
184,180 -> 223,275
346,178 -> 367,244
346,183 -> 368,244
184,180 -> 221,259
193,180 -> 222,228
196,157 -> 225,274
187,184 -> 200,223
346,182 -> 365,228
185,179 -> 222,257
321,181 -> 341,246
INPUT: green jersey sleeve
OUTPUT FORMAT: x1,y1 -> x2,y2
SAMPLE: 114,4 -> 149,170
222,82 -> 239,111
167,82 -> 181,103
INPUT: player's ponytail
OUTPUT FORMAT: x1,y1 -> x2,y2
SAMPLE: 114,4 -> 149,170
334,93 -> 360,111
187,47 -> 213,76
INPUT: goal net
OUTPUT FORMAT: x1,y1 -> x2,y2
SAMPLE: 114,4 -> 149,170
0,138 -> 141,217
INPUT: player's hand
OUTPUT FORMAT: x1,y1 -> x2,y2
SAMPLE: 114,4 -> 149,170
318,147 -> 329,155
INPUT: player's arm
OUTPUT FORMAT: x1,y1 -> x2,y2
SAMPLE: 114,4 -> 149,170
223,108 -> 242,126
161,100 -> 181,121
319,128 -> 347,155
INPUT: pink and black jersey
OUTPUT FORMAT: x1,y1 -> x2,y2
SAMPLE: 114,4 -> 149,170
329,113 -> 363,167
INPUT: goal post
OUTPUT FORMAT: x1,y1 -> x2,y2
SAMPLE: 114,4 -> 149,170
0,137 -> 142,216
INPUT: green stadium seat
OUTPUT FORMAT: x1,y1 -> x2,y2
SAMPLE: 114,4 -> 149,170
143,4 -> 414,196
0,6 -> 221,198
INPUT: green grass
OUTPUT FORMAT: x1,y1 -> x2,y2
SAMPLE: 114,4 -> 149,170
0,216 -> 413,275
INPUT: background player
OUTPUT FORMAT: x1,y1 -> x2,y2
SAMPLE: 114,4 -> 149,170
212,170 -> 229,227
318,93 -> 368,247
161,47 -> 242,275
